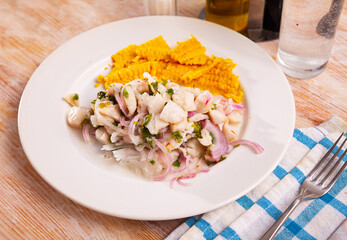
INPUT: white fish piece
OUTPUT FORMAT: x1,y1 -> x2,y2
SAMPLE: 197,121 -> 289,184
135,91 -> 150,113
95,127 -> 110,144
227,110 -> 243,123
198,129 -> 213,146
128,78 -> 149,93
63,93 -> 79,107
209,109 -> 228,125
172,90 -> 197,112
186,138 -> 204,158
148,94 -> 166,114
90,115 -> 100,128
99,104 -> 121,122
159,100 -> 186,123
170,118 -> 189,132
185,87 -> 201,98
223,123 -> 239,143
123,85 -> 137,116
67,106 -> 87,128
146,114 -> 169,135
195,91 -> 214,113
188,113 -> 209,122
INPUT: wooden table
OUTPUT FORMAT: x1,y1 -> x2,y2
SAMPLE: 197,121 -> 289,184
0,1 -> 346,239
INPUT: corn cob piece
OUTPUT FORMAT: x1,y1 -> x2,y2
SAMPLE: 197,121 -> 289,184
111,44 -> 138,69
170,36 -> 207,64
136,47 -> 171,61
138,35 -> 170,50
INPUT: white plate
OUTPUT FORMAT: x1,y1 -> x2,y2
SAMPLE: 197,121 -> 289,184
18,16 -> 295,220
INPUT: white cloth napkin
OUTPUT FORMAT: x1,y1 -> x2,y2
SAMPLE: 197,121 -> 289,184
166,116 -> 347,240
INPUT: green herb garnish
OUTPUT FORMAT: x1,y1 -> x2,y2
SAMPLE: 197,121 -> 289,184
112,121 -> 119,126
172,161 -> 181,167
122,88 -> 129,98
142,113 -> 152,126
210,132 -> 215,143
233,144 -> 240,148
219,156 -> 226,162
141,127 -> 153,148
192,122 -> 202,138
206,160 -> 213,166
166,88 -> 174,96
80,118 -> 90,129
73,94 -> 79,101
150,160 -> 155,165
154,132 -> 162,139
211,103 -> 217,110
107,95 -> 117,104
97,91 -> 106,99
91,99 -> 96,104
151,81 -> 159,91
172,131 -> 183,143
161,79 -> 168,86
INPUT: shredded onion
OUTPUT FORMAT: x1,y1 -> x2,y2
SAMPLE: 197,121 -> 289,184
177,178 -> 192,186
82,124 -> 91,143
202,120 -> 228,160
231,139 -> 264,154
188,111 -> 196,118
114,88 -> 129,117
129,113 -> 146,145
153,139 -> 173,181
170,177 -> 178,189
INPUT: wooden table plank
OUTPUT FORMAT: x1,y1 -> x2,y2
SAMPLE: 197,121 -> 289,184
0,1 -> 346,239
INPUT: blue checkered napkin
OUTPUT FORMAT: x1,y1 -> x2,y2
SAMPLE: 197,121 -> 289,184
166,117 -> 347,240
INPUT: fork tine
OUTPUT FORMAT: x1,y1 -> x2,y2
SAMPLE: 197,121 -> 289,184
323,149 -> 347,191
320,137 -> 347,186
315,137 -> 347,183
308,132 -> 345,180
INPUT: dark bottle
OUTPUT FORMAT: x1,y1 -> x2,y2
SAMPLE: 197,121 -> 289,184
263,0 -> 283,32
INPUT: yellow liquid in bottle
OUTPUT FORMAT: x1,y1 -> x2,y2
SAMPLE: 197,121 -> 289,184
206,0 -> 249,33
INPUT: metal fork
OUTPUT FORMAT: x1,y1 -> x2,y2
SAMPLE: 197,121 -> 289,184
260,132 -> 347,240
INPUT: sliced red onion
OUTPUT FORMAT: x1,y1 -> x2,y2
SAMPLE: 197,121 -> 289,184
231,103 -> 245,110
148,148 -> 154,159
170,177 -> 178,189
82,124 -> 91,143
177,178 -> 192,186
188,111 -> 196,118
152,139 -> 173,181
129,113 -> 146,145
157,126 -> 169,139
231,139 -> 264,154
200,169 -> 210,173
201,120 -> 228,160
114,88 -> 130,117
205,94 -> 212,105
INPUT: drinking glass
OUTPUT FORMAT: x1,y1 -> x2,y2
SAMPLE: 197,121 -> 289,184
277,0 -> 344,79
143,0 -> 177,15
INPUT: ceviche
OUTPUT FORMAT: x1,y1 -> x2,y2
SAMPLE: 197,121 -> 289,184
64,36 -> 263,187
65,73 -> 263,187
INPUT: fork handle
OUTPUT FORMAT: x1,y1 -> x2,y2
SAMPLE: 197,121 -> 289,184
260,194 -> 304,240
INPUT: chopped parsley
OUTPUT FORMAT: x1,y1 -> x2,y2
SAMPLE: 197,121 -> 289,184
161,79 -> 168,86
205,160 -> 213,166
171,131 -> 183,143
91,99 -> 96,104
73,93 -> 79,101
233,144 -> 240,148
150,160 -> 155,165
219,156 -> 226,162
172,161 -> 181,167
151,81 -> 159,91
107,95 -> 117,104
112,121 -> 119,126
210,132 -> 215,143
192,122 -> 202,138
80,118 -> 90,129
141,127 -> 153,148
148,84 -> 154,95
142,113 -> 152,126
154,132 -> 162,139
211,103 -> 217,110
97,91 -> 106,99
122,88 -> 129,98
166,88 -> 174,96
